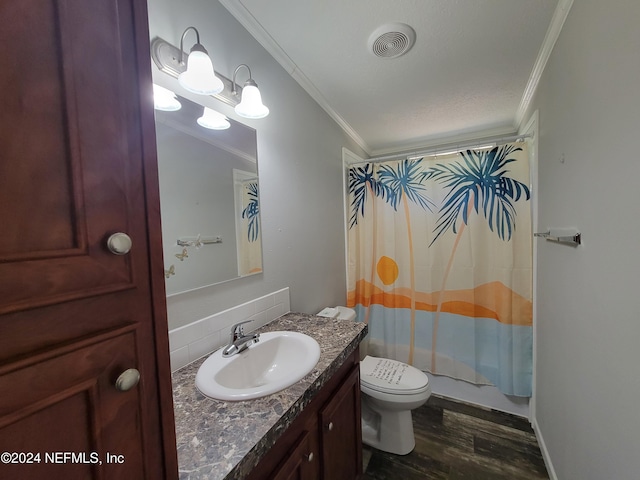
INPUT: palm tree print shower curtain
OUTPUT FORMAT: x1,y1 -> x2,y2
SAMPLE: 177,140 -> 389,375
347,143 -> 533,396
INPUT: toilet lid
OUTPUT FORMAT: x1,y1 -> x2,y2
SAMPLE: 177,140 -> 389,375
360,356 -> 429,395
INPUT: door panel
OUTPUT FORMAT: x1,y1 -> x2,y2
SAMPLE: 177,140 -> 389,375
0,0 -> 78,256
0,0 -> 146,315
0,330 -> 145,479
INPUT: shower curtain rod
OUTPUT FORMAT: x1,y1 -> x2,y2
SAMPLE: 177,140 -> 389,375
356,133 -> 533,165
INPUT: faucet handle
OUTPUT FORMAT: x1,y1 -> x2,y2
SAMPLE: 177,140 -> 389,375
230,319 -> 254,336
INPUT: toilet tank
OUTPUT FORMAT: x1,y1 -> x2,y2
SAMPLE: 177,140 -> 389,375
317,306 -> 357,321
317,306 -> 367,359
335,306 -> 357,321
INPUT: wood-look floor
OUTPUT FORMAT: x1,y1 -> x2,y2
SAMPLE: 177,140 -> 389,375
362,396 -> 549,480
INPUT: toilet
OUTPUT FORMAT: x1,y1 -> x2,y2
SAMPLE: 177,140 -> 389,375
317,306 -> 431,455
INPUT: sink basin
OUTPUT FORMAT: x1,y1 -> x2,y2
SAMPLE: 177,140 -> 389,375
195,331 -> 321,401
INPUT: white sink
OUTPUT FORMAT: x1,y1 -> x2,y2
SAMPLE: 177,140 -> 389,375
195,331 -> 321,401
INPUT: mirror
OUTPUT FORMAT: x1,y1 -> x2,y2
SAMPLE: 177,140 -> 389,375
155,93 -> 263,296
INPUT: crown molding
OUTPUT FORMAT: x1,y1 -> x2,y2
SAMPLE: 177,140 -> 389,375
221,0 -> 572,157
515,0 -> 574,128
367,125 -> 517,158
219,0 -> 371,155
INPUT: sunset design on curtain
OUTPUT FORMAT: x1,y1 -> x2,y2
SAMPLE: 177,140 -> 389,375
347,144 -> 533,396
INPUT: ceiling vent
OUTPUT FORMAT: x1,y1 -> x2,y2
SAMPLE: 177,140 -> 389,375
368,23 -> 416,59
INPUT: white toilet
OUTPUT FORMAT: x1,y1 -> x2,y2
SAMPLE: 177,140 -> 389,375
317,306 -> 431,455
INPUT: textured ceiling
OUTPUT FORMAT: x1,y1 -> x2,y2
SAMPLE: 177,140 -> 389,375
221,0 -> 559,156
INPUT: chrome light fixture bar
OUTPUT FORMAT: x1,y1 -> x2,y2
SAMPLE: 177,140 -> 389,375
151,35 -> 242,108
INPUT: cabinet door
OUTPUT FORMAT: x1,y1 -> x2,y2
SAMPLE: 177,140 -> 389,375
319,366 -> 362,480
0,0 -> 175,477
270,429 -> 319,480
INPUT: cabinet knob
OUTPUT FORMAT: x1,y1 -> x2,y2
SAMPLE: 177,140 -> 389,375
305,452 -> 314,463
107,232 -> 132,255
327,422 -> 334,431
115,368 -> 140,391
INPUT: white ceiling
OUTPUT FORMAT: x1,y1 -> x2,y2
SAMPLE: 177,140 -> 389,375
220,0 -> 562,156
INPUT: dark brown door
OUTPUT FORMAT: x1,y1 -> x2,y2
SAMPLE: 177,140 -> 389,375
0,0 -> 177,478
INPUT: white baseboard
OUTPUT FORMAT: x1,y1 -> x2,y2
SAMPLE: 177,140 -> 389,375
531,417 -> 559,480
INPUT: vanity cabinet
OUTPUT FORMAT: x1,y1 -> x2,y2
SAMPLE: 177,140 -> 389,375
319,365 -> 362,480
270,427 -> 319,480
250,349 -> 362,480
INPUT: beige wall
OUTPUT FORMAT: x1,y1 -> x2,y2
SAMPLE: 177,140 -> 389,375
523,0 -> 640,477
147,0 -> 366,329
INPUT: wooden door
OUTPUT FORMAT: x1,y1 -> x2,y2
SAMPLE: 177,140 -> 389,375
0,0 -> 177,478
319,366 -> 362,480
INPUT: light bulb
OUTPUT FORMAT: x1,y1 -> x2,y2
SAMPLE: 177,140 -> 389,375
153,84 -> 181,111
178,47 -> 223,95
235,83 -> 269,119
197,107 -> 230,130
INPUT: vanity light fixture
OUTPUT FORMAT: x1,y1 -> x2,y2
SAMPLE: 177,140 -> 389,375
232,64 -> 269,119
197,107 -> 230,130
151,35 -> 270,117
176,27 -> 223,95
153,84 -> 182,111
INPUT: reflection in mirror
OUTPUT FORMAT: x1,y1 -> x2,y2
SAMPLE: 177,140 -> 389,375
155,92 -> 263,296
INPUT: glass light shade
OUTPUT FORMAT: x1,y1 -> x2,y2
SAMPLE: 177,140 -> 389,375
178,49 -> 224,95
235,84 -> 269,119
197,107 -> 230,130
153,84 -> 181,111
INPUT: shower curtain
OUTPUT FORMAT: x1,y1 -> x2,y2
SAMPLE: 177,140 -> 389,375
346,143 -> 533,396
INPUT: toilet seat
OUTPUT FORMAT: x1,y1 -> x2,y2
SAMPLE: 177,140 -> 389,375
360,355 -> 429,396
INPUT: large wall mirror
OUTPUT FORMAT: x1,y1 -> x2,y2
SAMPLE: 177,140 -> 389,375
155,93 -> 263,296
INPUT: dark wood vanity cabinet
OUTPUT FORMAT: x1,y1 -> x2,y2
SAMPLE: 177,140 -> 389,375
270,426 -> 320,480
319,365 -> 362,480
250,349 -> 363,480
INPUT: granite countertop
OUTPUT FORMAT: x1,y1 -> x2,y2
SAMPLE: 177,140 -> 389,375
172,312 -> 368,480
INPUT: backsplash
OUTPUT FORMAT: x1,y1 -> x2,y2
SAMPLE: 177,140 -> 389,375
168,287 -> 291,372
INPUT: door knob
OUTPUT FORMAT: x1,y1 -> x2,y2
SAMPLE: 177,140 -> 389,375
305,452 -> 314,462
115,368 -> 140,392
327,422 -> 334,431
107,232 -> 132,255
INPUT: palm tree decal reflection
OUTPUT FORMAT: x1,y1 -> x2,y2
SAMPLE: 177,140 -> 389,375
242,181 -> 260,242
425,145 -> 530,370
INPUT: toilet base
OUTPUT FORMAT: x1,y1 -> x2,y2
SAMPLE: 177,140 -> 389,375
361,398 -> 416,455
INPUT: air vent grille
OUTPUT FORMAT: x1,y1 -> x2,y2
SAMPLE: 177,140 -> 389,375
368,23 -> 416,59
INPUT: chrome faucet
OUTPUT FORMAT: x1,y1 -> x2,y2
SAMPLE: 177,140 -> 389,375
221,320 -> 260,357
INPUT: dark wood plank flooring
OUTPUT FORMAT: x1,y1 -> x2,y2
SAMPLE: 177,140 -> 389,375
362,396 -> 549,480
